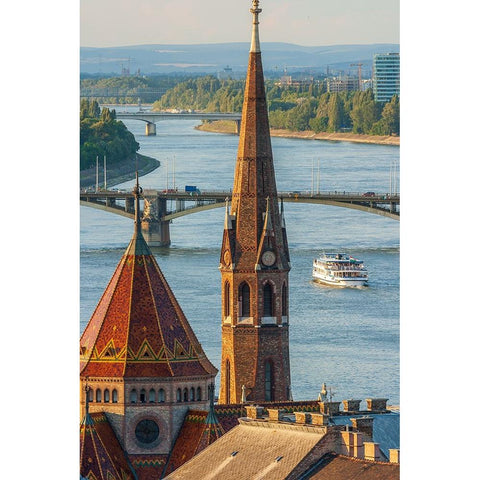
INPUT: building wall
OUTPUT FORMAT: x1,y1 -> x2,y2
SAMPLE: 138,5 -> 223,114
373,53 -> 400,102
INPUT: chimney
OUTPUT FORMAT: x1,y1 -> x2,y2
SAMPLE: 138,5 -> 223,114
310,413 -> 329,426
342,399 -> 361,413
341,429 -> 364,458
366,398 -> 388,412
245,405 -> 264,419
319,401 -> 340,415
294,412 -> 312,424
350,416 -> 374,441
364,442 -> 381,462
389,449 -> 400,464
267,408 -> 286,422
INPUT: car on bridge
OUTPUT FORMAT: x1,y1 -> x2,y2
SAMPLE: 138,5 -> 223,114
362,191 -> 376,197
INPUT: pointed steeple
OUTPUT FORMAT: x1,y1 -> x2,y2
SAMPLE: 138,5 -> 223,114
80,178 -> 217,379
219,0 -> 291,405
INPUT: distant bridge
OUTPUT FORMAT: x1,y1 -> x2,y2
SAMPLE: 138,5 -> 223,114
116,111 -> 242,136
80,189 -> 399,246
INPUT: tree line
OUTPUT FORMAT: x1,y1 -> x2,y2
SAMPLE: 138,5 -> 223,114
80,99 -> 139,171
152,75 -> 399,136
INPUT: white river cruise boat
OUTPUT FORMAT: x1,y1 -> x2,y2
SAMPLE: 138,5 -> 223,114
312,253 -> 368,287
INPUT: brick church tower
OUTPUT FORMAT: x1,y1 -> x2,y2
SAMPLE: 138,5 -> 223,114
219,0 -> 292,404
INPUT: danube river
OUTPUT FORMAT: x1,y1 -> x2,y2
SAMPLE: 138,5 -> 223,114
80,112 -> 400,405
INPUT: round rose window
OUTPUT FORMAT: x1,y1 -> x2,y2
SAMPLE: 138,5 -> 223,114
135,419 -> 160,444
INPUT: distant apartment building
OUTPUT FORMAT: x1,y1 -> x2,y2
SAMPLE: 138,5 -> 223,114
327,76 -> 358,93
373,53 -> 400,102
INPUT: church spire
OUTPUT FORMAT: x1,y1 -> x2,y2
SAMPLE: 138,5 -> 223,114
218,0 -> 291,405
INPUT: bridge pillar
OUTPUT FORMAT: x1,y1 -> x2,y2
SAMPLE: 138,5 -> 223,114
141,196 -> 170,246
145,122 -> 156,136
106,197 -> 116,208
125,197 -> 134,213
234,119 -> 241,135
141,219 -> 171,247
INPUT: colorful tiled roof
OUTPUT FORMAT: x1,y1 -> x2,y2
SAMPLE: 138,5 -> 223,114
80,411 -> 136,480
164,396 -> 225,476
80,178 -> 217,379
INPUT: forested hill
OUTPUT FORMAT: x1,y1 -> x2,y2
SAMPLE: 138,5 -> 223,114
80,42 -> 399,75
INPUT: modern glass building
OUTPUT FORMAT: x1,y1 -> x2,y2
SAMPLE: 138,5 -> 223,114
373,53 -> 400,102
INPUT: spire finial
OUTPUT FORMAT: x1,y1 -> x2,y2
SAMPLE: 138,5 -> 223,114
250,0 -> 262,53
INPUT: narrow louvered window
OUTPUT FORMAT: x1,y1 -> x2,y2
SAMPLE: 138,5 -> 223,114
240,283 -> 250,316
130,389 -> 137,403
282,283 -> 288,316
263,283 -> 274,316
149,389 -> 156,403
159,389 -> 165,403
265,361 -> 273,401
224,281 -> 230,316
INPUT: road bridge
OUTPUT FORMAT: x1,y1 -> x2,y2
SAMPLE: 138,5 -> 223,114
116,111 -> 242,136
80,189 -> 399,247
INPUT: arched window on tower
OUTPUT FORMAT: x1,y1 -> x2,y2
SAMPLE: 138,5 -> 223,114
158,389 -> 165,403
196,387 -> 202,401
225,359 -> 231,404
265,360 -> 274,401
96,388 -> 102,403
282,283 -> 288,316
140,389 -> 147,403
240,283 -> 250,317
149,389 -> 156,403
88,388 -> 94,403
104,389 -> 110,403
183,388 -> 189,402
130,389 -> 137,404
190,387 -> 195,401
263,283 -> 274,317
224,281 -> 230,317
112,389 -> 118,403
176,388 -> 182,402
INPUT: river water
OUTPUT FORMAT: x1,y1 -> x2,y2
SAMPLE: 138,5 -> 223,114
80,109 -> 400,405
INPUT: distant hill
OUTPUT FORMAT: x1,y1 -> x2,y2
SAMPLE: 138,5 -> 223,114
80,42 -> 399,76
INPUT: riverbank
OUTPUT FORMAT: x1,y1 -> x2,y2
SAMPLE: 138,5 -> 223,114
196,120 -> 400,146
80,154 -> 160,189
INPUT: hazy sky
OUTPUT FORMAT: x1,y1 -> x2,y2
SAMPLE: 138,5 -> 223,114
81,0 -> 399,48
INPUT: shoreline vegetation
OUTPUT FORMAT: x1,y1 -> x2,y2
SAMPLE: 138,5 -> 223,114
196,120 -> 400,146
80,154 -> 160,190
